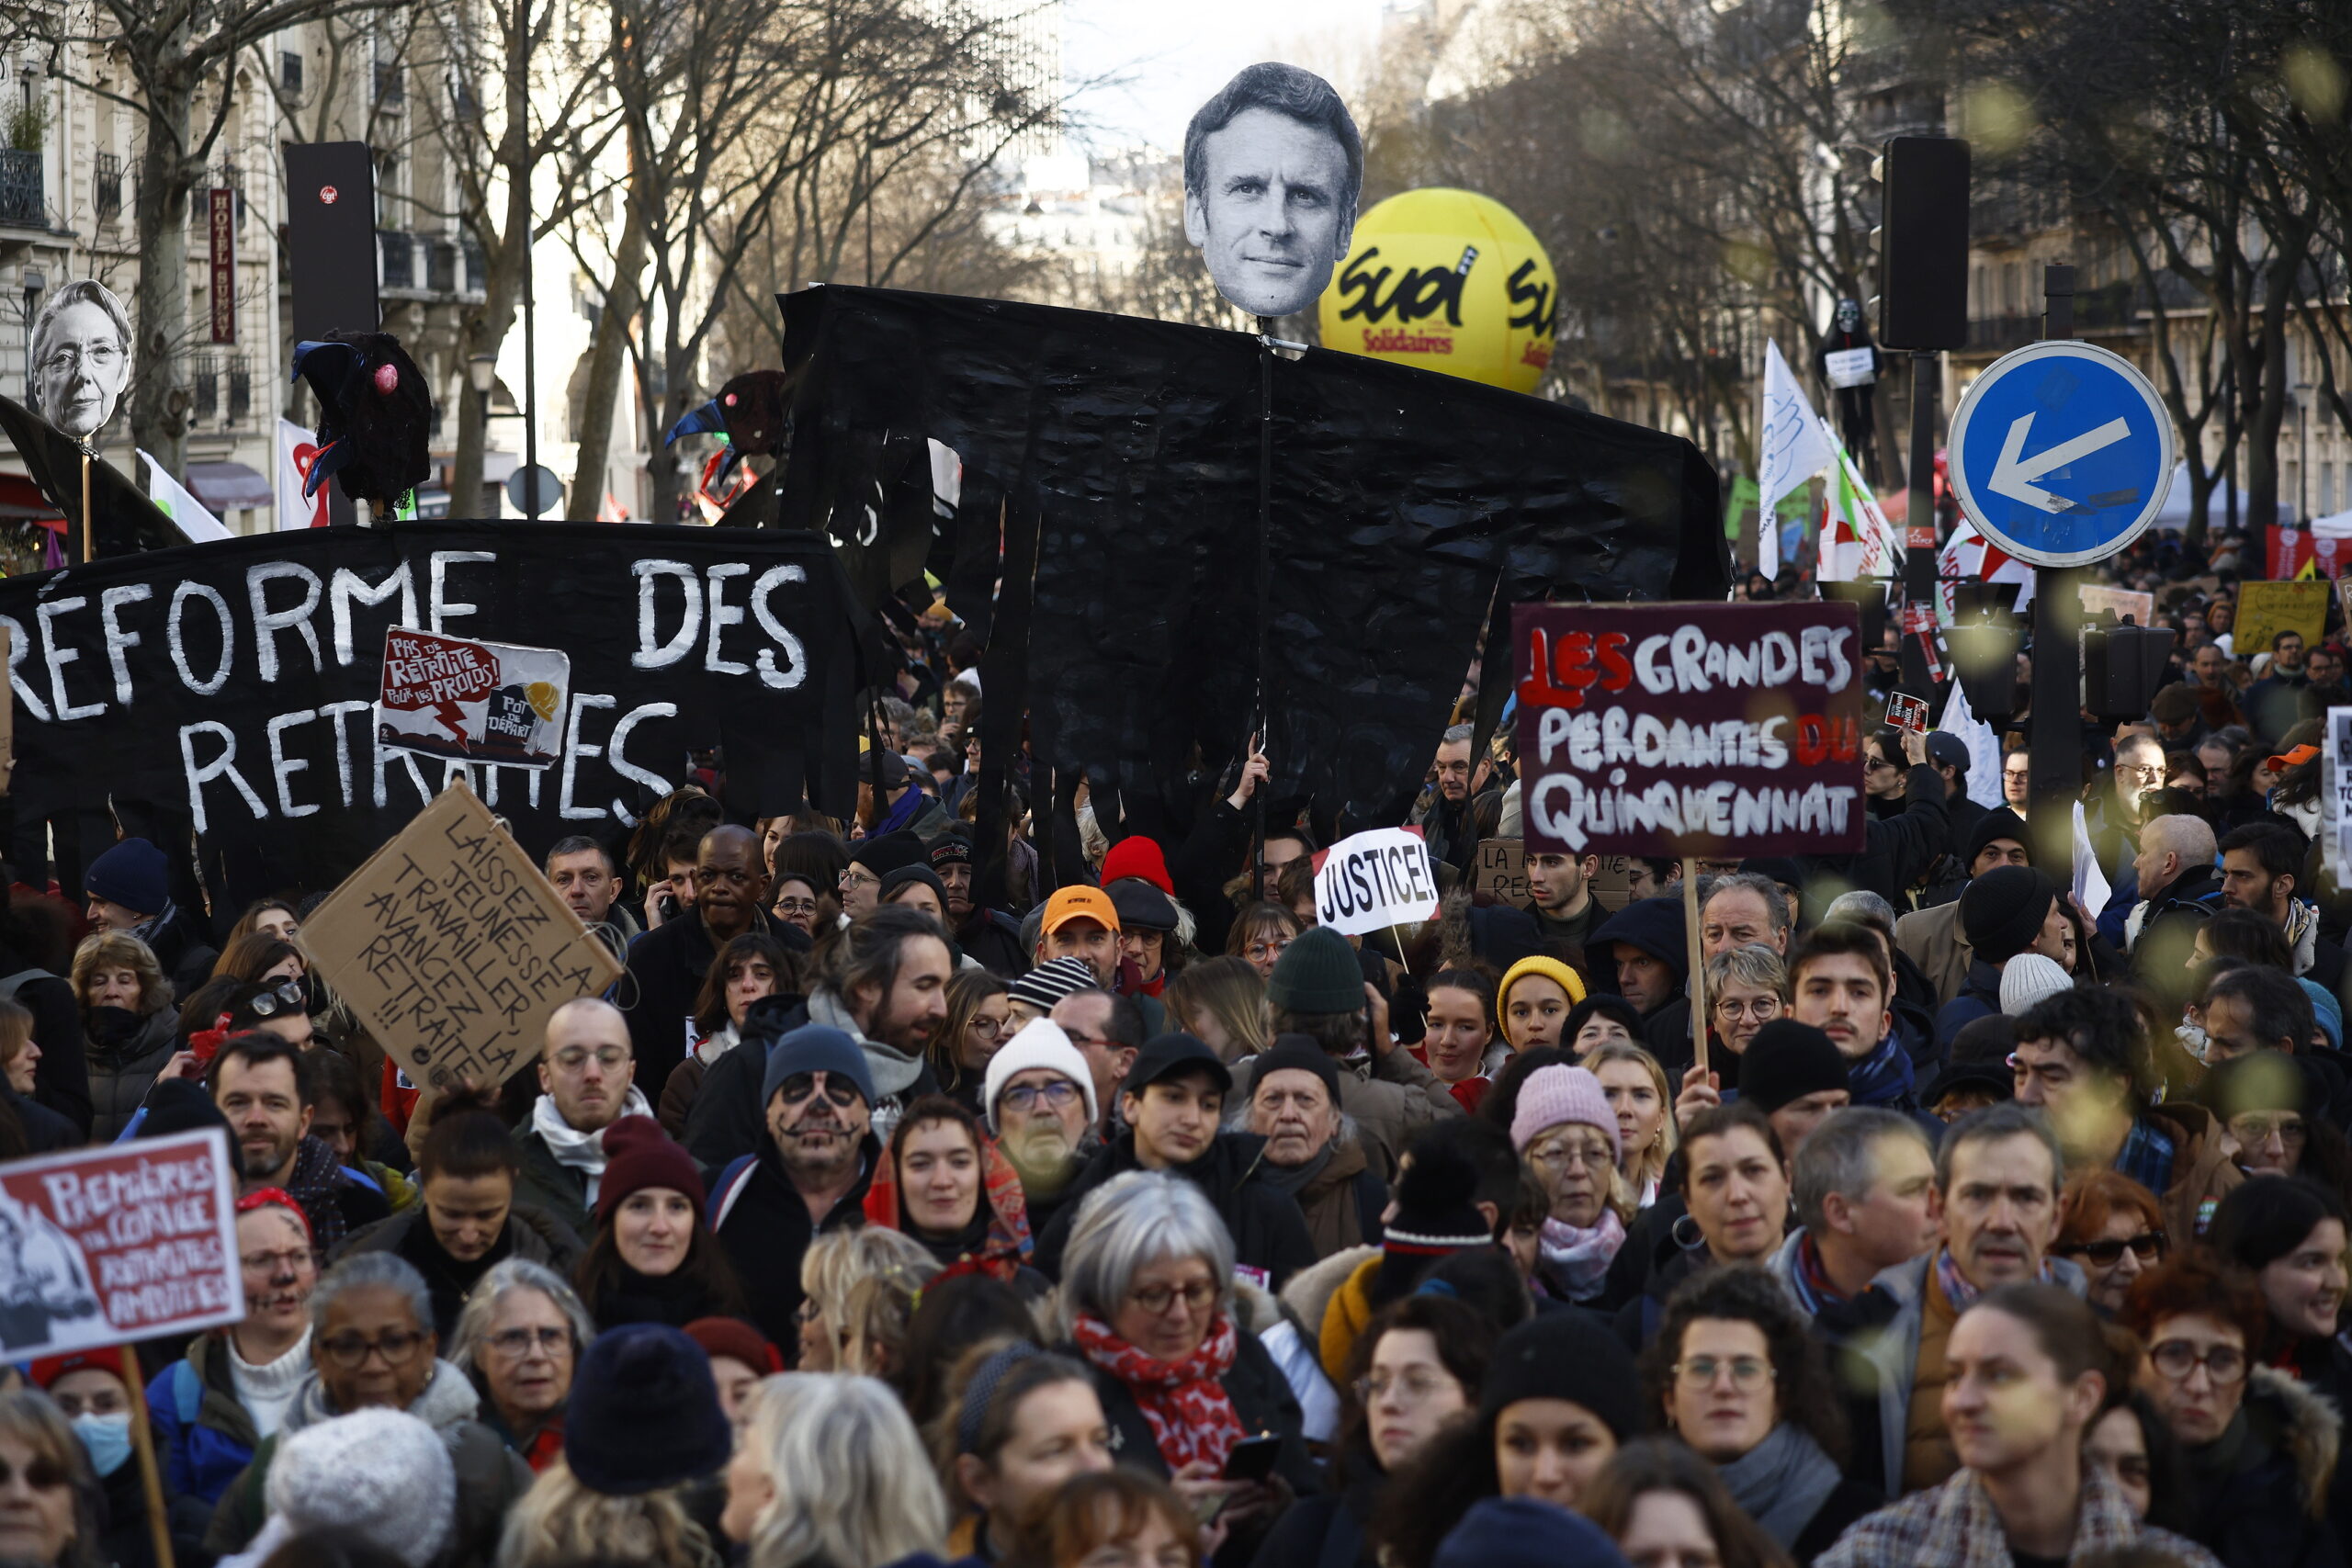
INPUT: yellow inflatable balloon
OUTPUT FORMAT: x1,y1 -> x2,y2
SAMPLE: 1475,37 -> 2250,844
1317,188 -> 1558,395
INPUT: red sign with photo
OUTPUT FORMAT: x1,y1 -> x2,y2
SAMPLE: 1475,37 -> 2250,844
0,1130 -> 243,1358
1512,601 -> 1868,858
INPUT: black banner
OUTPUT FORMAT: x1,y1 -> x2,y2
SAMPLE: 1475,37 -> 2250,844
775,286 -> 1726,841
0,521 -> 871,901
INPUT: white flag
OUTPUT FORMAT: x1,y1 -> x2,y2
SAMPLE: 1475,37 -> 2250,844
2071,800 -> 2112,921
1758,341 -> 1836,512
1759,491 -> 1781,580
1940,681 -> 2002,809
277,419 -> 328,530
136,451 -> 229,542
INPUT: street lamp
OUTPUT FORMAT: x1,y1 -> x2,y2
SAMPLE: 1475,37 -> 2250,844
467,353 -> 496,396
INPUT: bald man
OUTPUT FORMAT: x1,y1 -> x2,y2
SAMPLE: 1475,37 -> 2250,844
513,997 -> 654,1239
617,824 -> 794,1100
2121,812 -> 2222,953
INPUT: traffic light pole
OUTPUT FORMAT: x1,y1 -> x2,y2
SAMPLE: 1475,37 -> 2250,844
1901,350 -> 1939,691
2028,265 -> 2079,875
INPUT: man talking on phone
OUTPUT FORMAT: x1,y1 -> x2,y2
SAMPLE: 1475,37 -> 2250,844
619,825 -> 790,1101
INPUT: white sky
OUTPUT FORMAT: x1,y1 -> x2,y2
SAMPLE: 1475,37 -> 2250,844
1059,0 -> 1392,151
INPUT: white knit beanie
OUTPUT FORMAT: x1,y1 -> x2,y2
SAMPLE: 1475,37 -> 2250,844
981,1017 -> 1099,1134
264,1409 -> 455,1568
1999,953 -> 2075,1017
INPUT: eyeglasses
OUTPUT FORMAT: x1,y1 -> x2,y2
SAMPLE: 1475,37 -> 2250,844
1001,1080 -> 1080,1113
1863,756 -> 1898,773
2115,763 -> 2163,780
1127,1279 -> 1217,1316
2231,1113 -> 2308,1145
1527,1137 -> 1614,1172
1245,940 -> 1290,962
550,1045 -> 629,1073
775,1072 -> 861,1109
841,869 -> 881,892
485,1326 -> 571,1359
317,1328 -> 429,1371
2148,1339 -> 2246,1384
247,980 -> 305,1019
2060,1231 -> 2165,1268
38,342 -> 122,378
1713,997 -> 1781,1021
1354,1368 -> 1455,1404
239,1247 -> 315,1276
1674,1355 -> 1774,1392
0,1454 -> 68,1490
967,1015 -> 1009,1041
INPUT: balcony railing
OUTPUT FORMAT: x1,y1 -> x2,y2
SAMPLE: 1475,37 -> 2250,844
379,230 -> 484,299
0,150 -> 40,228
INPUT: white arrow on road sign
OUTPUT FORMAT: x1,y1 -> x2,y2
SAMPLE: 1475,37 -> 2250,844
1988,413 -> 2132,513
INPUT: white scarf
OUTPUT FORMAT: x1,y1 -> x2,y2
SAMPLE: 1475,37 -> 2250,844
531,1089 -> 652,1207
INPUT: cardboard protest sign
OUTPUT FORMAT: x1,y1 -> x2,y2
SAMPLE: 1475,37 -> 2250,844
378,626 -> 571,768
1513,602 -> 1867,859
1313,827 -> 1441,936
2077,585 -> 2154,626
301,784 -> 622,1090
1476,840 -> 1643,913
0,521 -> 869,905
2237,581 -> 2330,660
0,1129 -> 243,1356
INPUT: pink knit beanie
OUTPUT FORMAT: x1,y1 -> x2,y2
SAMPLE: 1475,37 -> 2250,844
1510,1064 -> 1622,1161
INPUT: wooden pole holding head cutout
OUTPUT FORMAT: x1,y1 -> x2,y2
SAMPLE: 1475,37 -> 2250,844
79,450 -> 91,565
1682,857 -> 1707,1074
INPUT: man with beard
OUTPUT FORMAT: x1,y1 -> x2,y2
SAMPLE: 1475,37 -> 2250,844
684,907 -> 950,1171
709,1024 -> 879,1349
619,825 -> 784,1101
1246,1035 -> 1385,1257
981,1017 -> 1099,1239
208,1034 -> 389,1251
929,829 -> 1024,977
1408,725 -> 1481,876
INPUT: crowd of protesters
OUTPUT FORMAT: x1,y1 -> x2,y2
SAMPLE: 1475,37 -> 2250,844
0,548 -> 2342,1568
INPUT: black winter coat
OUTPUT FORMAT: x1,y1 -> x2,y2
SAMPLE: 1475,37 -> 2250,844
1800,764 -> 1949,911
1033,1132 -> 1317,1290
334,1202 -> 584,1339
711,1130 -> 876,1351
85,1005 -> 179,1142
0,954 -> 91,1136
1075,1325 -> 1318,1497
619,907 -> 786,1102
2184,1367 -> 2344,1568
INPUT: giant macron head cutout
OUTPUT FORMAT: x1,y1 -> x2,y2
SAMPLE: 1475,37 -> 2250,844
1182,62 -> 1363,321
29,280 -> 131,443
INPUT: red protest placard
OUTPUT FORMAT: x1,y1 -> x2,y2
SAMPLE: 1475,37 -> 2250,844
0,1130 -> 243,1357
1512,602 -> 1867,859
376,626 -> 571,768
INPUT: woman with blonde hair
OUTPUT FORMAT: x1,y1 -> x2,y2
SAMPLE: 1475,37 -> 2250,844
1583,1041 -> 1676,1210
1164,957 -> 1269,1063
721,1373 -> 949,1568
796,1227 -> 939,1371
495,1323 -> 731,1568
0,1389 -> 105,1568
70,931 -> 175,1140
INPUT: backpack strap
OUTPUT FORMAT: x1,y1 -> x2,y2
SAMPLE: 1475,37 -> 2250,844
0,969 -> 48,998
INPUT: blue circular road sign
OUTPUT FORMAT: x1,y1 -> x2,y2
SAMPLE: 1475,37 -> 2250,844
1947,340 -> 2175,569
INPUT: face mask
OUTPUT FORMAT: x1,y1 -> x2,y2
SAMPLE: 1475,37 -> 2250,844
71,1411 -> 130,1477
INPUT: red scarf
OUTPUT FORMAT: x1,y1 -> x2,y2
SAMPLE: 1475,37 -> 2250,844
863,1134 -> 1034,1281
1070,1311 -> 1246,1473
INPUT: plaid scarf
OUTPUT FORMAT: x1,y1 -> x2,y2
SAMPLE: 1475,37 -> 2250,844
862,1132 -> 1033,1282
1071,1311 -> 1246,1474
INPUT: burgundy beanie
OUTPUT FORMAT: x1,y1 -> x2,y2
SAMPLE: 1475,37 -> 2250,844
597,1115 -> 707,1225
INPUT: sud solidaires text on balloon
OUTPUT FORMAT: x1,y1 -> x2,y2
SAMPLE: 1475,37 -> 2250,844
1519,618 -> 1864,854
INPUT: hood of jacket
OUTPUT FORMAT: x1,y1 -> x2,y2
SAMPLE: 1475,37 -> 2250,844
805,987 -> 928,1100
2247,1362 -> 2342,1519
1588,897 -> 1689,989
1280,1244 -> 1380,1346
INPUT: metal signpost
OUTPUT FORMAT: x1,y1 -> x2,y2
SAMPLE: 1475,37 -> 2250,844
1946,265 -> 2177,871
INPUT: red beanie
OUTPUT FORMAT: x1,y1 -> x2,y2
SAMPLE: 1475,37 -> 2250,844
29,1347 -> 132,1391
684,1315 -> 783,1373
596,1116 -> 707,1225
1101,836 -> 1173,895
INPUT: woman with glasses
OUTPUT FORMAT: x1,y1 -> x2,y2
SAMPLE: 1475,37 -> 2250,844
1057,1171 -> 1314,1543
206,1251 -> 532,1563
1638,1266 -> 1879,1563
770,872 -> 826,939
1702,946 -> 1785,1084
2122,1251 -> 2344,1568
572,1117 -> 747,1330
2055,1170 -> 2167,1315
1252,1296 -> 1497,1568
0,1391 -> 102,1568
335,1089 -> 583,1339
1225,903 -> 1303,983
447,1258 -> 596,1471
146,1191 -> 320,1514
1510,1065 -> 1632,1305
661,932 -> 799,1137
69,931 -> 176,1141
933,971 -> 1012,1115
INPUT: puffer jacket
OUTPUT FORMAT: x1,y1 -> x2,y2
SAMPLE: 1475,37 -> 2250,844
85,1005 -> 180,1142
144,1333 -> 264,1511
2184,1364 -> 2343,1568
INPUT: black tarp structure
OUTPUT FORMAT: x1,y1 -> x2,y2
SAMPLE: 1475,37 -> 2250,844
0,393 -> 191,561
771,285 -> 1727,892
